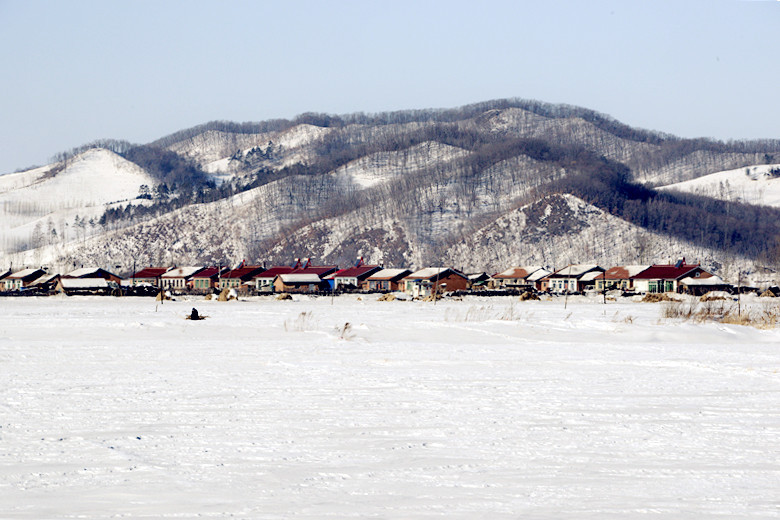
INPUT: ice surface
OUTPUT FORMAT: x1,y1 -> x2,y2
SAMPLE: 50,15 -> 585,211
1,295 -> 778,518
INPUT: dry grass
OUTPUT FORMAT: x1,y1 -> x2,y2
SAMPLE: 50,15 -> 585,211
284,311 -> 314,332
700,292 -> 729,302
336,322 -> 354,340
642,293 -> 679,303
663,300 -> 780,328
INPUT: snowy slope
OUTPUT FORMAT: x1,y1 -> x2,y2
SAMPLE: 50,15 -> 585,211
170,124 -> 334,179
1,296 -> 778,518
0,164 -> 53,194
0,149 -> 156,252
659,163 -> 780,207
330,141 -> 469,189
444,194 -> 756,282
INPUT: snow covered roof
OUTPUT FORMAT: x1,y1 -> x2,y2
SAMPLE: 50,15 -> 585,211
367,268 -> 411,281
550,265 -> 601,278
161,266 -> 206,279
278,273 -> 322,284
679,275 -> 727,286
526,268 -> 552,282
65,267 -> 103,278
8,268 -> 43,280
406,267 -> 465,280
579,271 -> 606,282
59,278 -> 109,289
493,266 -> 544,279
29,273 -> 59,286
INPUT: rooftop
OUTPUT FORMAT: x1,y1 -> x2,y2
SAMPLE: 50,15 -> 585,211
133,267 -> 170,278
367,268 -> 411,280
406,267 -> 465,280
550,264 -> 602,277
279,273 -> 323,284
493,266 -> 544,279
633,264 -> 703,280
161,266 -> 206,279
333,265 -> 381,278
603,265 -> 651,280
8,268 -> 43,279
254,266 -> 296,278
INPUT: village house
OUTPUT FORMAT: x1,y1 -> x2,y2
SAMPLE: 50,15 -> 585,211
219,266 -> 266,290
29,273 -> 60,292
273,273 -> 328,293
362,268 -> 412,292
632,260 -> 712,294
131,267 -> 171,287
329,264 -> 382,291
276,262 -> 339,293
56,277 -> 115,296
253,266 -> 295,292
543,264 -> 605,293
190,267 -> 227,293
64,267 -> 122,283
577,270 -> 607,292
160,266 -> 207,291
678,275 -> 731,296
401,267 -> 470,297
491,266 -> 550,290
2,268 -> 46,291
595,265 -> 651,292
466,272 -> 491,289
527,268 -> 553,291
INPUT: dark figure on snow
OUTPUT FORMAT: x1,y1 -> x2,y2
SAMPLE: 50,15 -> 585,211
190,308 -> 200,320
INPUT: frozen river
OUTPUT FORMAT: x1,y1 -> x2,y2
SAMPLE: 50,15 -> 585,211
1,295 -> 778,518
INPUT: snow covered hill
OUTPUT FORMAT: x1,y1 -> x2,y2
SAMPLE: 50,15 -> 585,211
0,149 -> 155,255
659,163 -> 780,207
443,193 -> 748,276
3,99 -> 780,280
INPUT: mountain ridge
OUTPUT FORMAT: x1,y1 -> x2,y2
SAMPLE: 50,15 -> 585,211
3,98 -> 780,283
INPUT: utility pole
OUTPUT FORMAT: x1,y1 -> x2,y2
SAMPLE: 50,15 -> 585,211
738,270 -> 742,317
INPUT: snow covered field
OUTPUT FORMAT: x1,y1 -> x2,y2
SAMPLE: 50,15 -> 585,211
1,295 -> 778,518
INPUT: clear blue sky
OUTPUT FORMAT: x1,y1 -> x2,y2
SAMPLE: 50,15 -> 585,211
1,0 -> 779,174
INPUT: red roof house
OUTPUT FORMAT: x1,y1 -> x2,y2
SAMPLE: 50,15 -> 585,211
219,266 -> 266,289
632,260 -> 711,293
253,266 -> 295,292
131,267 -> 170,287
330,265 -> 382,291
